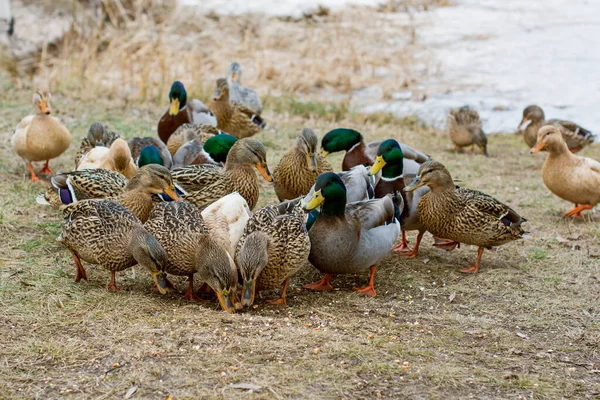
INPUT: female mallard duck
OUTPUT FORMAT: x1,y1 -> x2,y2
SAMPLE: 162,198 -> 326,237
405,161 -> 527,273
273,128 -> 333,201
78,138 -> 138,179
59,199 -> 170,293
172,133 -> 238,168
166,123 -> 221,156
531,125 -> 600,218
145,201 -> 238,311
157,81 -> 217,144
128,137 -> 173,169
75,122 -> 120,168
172,138 -> 272,210
447,106 -> 488,156
301,172 -> 400,297
227,62 -> 263,115
320,128 -> 429,173
208,78 -> 264,139
12,89 -> 71,182
519,105 -> 594,152
236,199 -> 310,307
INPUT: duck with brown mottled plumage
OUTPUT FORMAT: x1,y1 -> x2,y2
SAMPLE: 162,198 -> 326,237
447,106 -> 488,156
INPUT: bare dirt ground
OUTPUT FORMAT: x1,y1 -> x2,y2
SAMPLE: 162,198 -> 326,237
1,1 -> 600,399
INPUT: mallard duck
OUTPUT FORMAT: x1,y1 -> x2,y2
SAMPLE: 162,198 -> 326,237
273,128 -> 333,201
145,201 -> 238,311
405,161 -> 527,273
78,138 -> 137,179
59,199 -> 170,293
447,106 -> 488,156
12,89 -> 71,182
172,133 -> 238,168
166,123 -> 221,156
320,128 -> 428,173
75,122 -> 120,168
301,172 -> 400,297
172,138 -> 272,210
208,78 -> 264,139
128,137 -> 173,169
227,62 -> 263,115
236,199 -> 310,307
531,125 -> 600,218
157,81 -> 217,144
519,105 -> 594,152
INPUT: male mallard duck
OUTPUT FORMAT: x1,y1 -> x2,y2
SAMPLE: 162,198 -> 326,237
301,172 -> 400,297
166,123 -> 221,156
172,138 -> 272,210
128,137 -> 173,169
273,128 -> 333,201
531,125 -> 600,218
75,122 -> 120,168
236,199 -> 310,307
320,128 -> 428,173
405,161 -> 527,273
227,62 -> 263,115
208,78 -> 264,139
157,81 -> 217,144
145,201 -> 238,311
447,106 -> 488,156
519,105 -> 594,152
59,199 -> 170,293
12,89 -> 71,182
172,133 -> 237,168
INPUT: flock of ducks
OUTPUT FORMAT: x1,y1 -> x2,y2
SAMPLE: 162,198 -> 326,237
10,62 -> 600,312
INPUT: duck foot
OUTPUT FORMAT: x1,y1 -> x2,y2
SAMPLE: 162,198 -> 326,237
459,248 -> 484,274
433,237 -> 460,251
304,274 -> 333,291
266,278 -> 290,307
183,275 -> 206,302
395,232 -> 423,259
352,266 -> 377,297
563,204 -> 592,219
27,163 -> 41,183
39,161 -> 54,175
69,250 -> 87,282
107,271 -> 120,292
391,231 -> 410,252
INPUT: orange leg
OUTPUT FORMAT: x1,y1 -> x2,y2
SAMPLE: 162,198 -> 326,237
391,230 -> 411,252
304,274 -> 333,291
182,274 -> 206,302
395,231 -> 424,258
266,277 -> 290,307
27,163 -> 40,183
39,160 -> 54,175
470,145 -> 475,153
459,247 -> 484,274
563,204 -> 592,219
69,249 -> 87,282
453,144 -> 462,152
107,271 -> 119,292
433,237 -> 460,251
352,266 -> 377,297
570,147 -> 582,154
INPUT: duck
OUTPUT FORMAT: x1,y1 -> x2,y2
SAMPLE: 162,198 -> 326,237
447,106 -> 488,156
172,138 -> 272,211
518,105 -> 594,152
226,61 -> 263,115
273,128 -> 333,201
75,122 -> 120,168
320,128 -> 429,173
82,138 -> 138,179
58,199 -> 170,293
200,192 -> 251,258
531,125 -> 600,218
208,78 -> 264,139
12,88 -> 71,182
301,172 -> 400,297
145,201 -> 238,311
172,133 -> 238,168
128,137 -> 173,169
157,81 -> 217,144
76,146 -> 110,170
166,123 -> 221,156
405,160 -> 527,273
236,198 -> 310,307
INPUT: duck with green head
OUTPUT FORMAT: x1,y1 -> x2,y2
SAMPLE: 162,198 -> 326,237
128,137 -> 173,169
301,172 -> 400,297
173,133 -> 238,168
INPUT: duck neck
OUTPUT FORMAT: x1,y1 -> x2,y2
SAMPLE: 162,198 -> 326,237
321,195 -> 347,217
381,163 -> 403,180
546,140 -> 572,160
120,187 -> 155,223
212,97 -> 233,127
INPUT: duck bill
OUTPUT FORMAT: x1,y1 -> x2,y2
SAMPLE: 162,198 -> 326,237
320,149 -> 329,158
404,176 -> 425,192
216,289 -> 236,313
518,118 -> 531,131
530,141 -> 544,154
309,153 -> 317,173
40,101 -> 50,115
163,186 -> 182,201
369,155 -> 386,176
231,72 -> 239,83
256,163 -> 273,182
241,279 -> 256,307
301,188 -> 325,211
152,271 -> 169,295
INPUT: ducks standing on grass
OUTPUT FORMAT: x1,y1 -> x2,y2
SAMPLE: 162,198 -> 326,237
447,106 -> 488,156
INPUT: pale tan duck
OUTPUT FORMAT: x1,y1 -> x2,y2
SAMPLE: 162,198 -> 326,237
12,89 -> 71,182
75,122 -> 120,168
531,125 -> 600,218
447,106 -> 488,156
78,138 -> 138,179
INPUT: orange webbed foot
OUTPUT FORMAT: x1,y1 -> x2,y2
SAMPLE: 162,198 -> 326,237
304,274 -> 333,291
352,285 -> 376,297
266,297 -> 287,307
